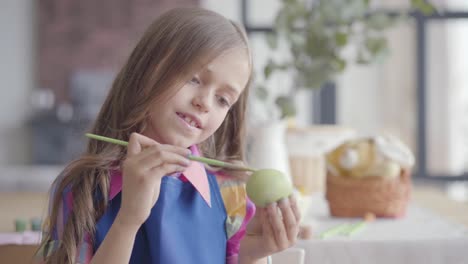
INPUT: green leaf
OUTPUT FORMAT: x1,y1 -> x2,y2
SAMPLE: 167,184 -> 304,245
277,63 -> 290,71
266,33 -> 278,49
282,0 -> 297,5
365,37 -> 388,56
305,68 -> 332,89
411,0 -> 436,15
363,37 -> 390,63
290,41 -> 304,58
264,60 -> 275,79
356,49 -> 371,64
334,32 -> 348,47
275,95 -> 297,118
366,13 -> 395,31
274,9 -> 288,32
255,85 -> 269,101
331,57 -> 347,72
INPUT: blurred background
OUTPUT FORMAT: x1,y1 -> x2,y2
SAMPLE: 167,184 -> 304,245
0,0 -> 468,260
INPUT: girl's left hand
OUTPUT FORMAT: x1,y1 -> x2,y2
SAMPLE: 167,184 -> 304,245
239,195 -> 301,262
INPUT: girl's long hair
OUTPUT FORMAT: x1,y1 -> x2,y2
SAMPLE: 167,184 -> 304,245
38,7 -> 252,263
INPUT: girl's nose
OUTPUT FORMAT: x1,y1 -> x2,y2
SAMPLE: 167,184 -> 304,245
192,95 -> 211,113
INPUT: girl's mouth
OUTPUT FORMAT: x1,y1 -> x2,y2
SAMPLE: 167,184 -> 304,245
176,112 -> 202,129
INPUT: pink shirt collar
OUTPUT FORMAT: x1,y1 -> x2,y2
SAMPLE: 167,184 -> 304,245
109,145 -> 211,207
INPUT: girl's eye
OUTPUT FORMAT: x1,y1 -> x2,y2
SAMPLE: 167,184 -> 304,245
217,95 -> 230,107
190,76 -> 201,85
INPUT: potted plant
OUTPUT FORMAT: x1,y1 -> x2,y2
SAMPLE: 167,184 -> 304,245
254,0 -> 436,120
246,0 -> 435,185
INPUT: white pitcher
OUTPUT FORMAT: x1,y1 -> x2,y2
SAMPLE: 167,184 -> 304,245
247,120 -> 292,183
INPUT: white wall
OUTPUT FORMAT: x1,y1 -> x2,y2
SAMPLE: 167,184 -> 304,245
200,0 -> 241,22
426,2 -> 468,175
340,1 -> 464,177
337,22 -> 417,153
337,0 -> 419,158
339,0 -> 468,175
0,0 -> 35,164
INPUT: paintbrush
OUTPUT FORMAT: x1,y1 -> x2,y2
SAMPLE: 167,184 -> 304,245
85,133 -> 256,172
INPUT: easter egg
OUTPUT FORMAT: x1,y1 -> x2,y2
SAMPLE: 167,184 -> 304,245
246,169 -> 293,207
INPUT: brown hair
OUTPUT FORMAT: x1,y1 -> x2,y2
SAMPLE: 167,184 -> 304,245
38,7 -> 252,263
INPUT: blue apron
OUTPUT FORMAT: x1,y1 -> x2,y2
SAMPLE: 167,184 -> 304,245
94,172 -> 227,263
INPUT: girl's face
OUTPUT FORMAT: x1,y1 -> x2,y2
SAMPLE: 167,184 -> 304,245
144,48 -> 250,148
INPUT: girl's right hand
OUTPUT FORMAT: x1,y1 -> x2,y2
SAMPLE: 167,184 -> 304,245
116,132 -> 191,228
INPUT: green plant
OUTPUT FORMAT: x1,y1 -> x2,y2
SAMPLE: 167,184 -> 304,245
256,0 -> 436,118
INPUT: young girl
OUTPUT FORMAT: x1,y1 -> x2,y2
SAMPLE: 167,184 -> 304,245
36,7 -> 301,264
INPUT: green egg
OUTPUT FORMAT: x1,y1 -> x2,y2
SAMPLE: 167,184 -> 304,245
246,168 -> 293,207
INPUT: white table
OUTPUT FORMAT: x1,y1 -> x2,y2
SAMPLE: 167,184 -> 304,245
296,194 -> 468,264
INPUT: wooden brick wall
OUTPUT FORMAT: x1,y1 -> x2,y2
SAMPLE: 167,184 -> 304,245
38,0 -> 199,102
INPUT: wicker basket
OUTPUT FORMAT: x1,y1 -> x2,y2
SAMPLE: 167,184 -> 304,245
325,169 -> 412,218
